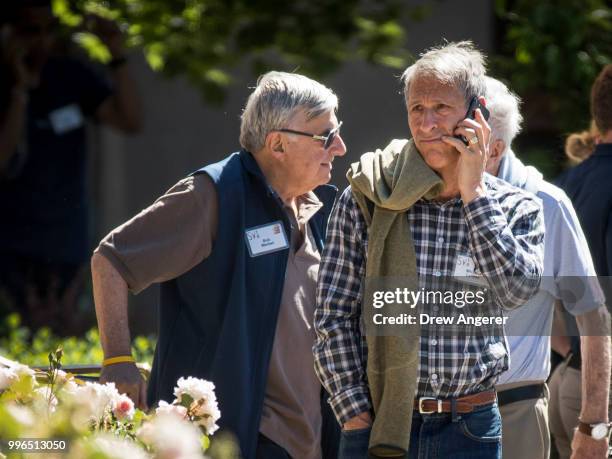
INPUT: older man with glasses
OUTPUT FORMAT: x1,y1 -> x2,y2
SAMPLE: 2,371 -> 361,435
91,71 -> 346,459
313,42 -> 544,459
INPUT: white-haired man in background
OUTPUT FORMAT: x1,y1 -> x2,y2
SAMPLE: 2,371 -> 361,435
485,76 -> 611,459
92,71 -> 346,459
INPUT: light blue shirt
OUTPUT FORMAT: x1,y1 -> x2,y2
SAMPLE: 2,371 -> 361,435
496,152 -> 604,384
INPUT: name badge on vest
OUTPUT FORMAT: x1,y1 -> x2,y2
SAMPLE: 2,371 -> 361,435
453,251 -> 489,288
49,104 -> 84,135
245,221 -> 289,257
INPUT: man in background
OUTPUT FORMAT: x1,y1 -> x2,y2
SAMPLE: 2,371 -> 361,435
0,0 -> 141,333
555,64 -> 612,459
485,75 -> 611,459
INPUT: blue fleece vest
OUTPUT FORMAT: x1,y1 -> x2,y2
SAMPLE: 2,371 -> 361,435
147,150 -> 338,458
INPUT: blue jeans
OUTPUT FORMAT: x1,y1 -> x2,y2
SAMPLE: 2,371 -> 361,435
255,433 -> 291,459
338,402 -> 502,459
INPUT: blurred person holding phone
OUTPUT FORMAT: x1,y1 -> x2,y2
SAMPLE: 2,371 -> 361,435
0,0 -> 141,333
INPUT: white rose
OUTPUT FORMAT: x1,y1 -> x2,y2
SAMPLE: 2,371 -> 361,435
155,400 -> 188,420
173,377 -> 221,434
137,413 -> 205,459
81,433 -> 150,459
69,382 -> 120,420
0,367 -> 18,391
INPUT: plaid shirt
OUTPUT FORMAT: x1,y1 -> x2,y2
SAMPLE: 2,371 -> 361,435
313,173 -> 544,425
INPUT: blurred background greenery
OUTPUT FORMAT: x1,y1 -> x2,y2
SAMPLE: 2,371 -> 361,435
51,0 -> 611,178
492,0 -> 611,176
0,314 -> 155,367
53,0 -> 418,103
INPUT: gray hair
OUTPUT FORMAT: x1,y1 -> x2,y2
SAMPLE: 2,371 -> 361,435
484,76 -> 523,151
240,71 -> 338,153
401,41 -> 487,106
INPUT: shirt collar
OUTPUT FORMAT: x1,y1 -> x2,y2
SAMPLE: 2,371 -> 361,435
286,191 -> 323,225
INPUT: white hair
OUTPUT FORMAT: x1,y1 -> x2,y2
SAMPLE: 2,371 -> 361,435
239,71 -> 338,153
401,41 -> 487,105
484,76 -> 523,151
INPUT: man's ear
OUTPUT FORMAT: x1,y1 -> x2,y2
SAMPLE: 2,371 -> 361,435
490,139 -> 505,160
265,132 -> 284,154
478,96 -> 487,108
486,138 -> 506,175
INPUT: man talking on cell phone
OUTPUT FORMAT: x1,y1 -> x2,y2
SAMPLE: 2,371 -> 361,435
313,41 -> 544,459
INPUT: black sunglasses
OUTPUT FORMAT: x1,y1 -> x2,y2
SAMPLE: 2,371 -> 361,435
275,121 -> 343,149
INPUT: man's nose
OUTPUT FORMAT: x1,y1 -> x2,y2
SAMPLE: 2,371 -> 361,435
419,109 -> 438,132
330,134 -> 347,157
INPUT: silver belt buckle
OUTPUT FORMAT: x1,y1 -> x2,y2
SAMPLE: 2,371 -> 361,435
418,396 -> 442,414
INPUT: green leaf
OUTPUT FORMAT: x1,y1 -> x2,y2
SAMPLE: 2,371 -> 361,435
145,43 -> 166,71
73,32 -> 112,63
52,0 -> 82,27
204,69 -> 231,86
179,393 -> 194,410
201,434 -> 210,451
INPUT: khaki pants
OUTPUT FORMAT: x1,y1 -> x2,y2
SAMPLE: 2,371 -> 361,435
549,357 -> 612,459
499,382 -> 550,459
549,360 -> 582,459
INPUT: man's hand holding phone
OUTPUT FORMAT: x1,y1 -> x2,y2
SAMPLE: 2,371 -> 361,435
455,96 -> 490,145
441,96 -> 492,204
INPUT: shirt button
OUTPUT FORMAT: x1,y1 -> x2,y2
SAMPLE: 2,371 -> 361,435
431,374 -> 438,380
437,237 -> 444,244
434,270 -> 441,277
431,339 -> 437,346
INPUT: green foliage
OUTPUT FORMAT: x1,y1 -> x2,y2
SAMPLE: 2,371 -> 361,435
494,0 -> 611,132
53,0 -> 414,103
0,314 -> 155,367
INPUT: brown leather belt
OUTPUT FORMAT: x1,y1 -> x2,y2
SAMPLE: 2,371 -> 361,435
413,390 -> 497,414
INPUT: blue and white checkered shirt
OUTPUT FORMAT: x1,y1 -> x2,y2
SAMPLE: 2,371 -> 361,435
313,173 -> 544,425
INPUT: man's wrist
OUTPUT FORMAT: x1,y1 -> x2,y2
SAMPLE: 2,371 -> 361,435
460,184 -> 486,205
102,355 -> 135,367
102,344 -> 133,359
579,402 -> 609,426
577,420 -> 612,441
330,385 -> 372,426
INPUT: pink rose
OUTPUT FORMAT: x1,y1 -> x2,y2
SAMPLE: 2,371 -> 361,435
113,395 -> 135,420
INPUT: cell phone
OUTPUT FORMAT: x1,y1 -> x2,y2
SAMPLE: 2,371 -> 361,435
455,96 -> 490,145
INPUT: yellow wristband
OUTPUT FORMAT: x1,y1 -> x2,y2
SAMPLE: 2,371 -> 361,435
102,355 -> 135,367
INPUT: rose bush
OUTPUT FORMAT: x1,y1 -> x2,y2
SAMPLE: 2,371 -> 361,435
0,349 -> 222,459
